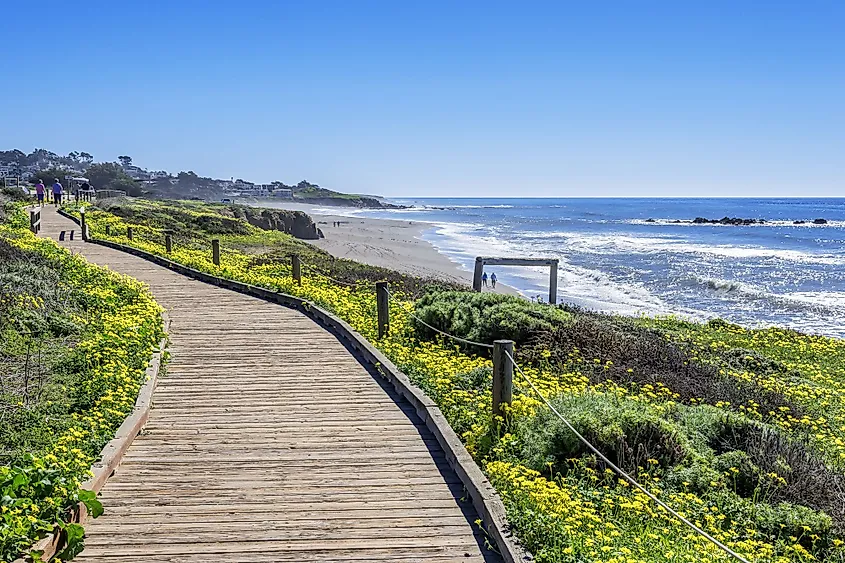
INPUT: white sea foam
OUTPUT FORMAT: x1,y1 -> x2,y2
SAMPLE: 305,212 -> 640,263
688,276 -> 845,312
551,233 -> 845,265
422,222 -> 696,318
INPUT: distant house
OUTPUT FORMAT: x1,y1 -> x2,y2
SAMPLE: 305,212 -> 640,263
124,165 -> 150,180
234,181 -> 272,197
272,188 -> 293,199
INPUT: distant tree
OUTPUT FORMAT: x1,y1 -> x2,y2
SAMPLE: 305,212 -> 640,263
28,167 -> 72,184
295,180 -> 319,190
86,162 -> 142,195
79,152 -> 94,165
177,171 -> 201,187
118,155 -> 132,168
68,151 -> 80,163
0,149 -> 26,166
27,148 -> 59,167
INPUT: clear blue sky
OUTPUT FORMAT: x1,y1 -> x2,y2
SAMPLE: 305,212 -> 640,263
2,1 -> 843,197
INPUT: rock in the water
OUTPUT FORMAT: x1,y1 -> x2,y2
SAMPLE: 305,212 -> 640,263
794,220 -> 806,224
645,218 -> 656,223
691,216 -> 764,225
813,218 -> 828,224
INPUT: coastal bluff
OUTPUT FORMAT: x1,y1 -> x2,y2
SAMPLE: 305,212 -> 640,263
222,204 -> 322,239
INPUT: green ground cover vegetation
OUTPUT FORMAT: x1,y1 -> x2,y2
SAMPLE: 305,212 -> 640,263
0,198 -> 164,562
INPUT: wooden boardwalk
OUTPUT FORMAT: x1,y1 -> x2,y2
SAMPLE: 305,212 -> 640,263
40,207 -> 501,562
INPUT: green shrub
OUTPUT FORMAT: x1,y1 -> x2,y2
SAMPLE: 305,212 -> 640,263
413,291 -> 572,348
518,392 -> 687,474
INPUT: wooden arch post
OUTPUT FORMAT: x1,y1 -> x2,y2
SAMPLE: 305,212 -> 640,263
473,256 -> 560,305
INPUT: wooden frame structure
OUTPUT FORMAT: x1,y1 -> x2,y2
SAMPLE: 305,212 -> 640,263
473,256 -> 559,304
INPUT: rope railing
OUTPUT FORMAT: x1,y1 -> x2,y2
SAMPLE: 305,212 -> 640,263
301,261 -> 370,288
503,349 -> 750,562
384,287 -> 494,349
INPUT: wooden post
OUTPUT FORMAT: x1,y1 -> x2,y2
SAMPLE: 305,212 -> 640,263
549,259 -> 559,305
80,212 -> 88,241
473,257 -> 484,292
127,227 -> 133,241
105,225 -> 111,236
29,210 -> 39,234
212,239 -> 220,266
493,340 -> 514,424
291,255 -> 301,285
165,234 -> 172,253
376,281 -> 389,338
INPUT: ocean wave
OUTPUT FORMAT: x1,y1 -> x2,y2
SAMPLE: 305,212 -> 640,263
552,233 -> 845,265
687,276 -> 845,313
423,223 -> 691,317
440,204 -> 515,209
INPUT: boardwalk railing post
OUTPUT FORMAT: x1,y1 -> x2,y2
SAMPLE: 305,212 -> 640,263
492,340 -> 514,430
165,234 -> 172,254
472,257 -> 484,292
376,281 -> 389,338
291,255 -> 301,285
29,209 -> 40,234
549,259 -> 559,305
127,227 -> 133,241
105,225 -> 111,236
80,211 -> 88,241
212,239 -> 220,266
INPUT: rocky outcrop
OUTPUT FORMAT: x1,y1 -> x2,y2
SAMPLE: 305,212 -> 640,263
692,217 -> 766,225
295,196 -> 403,209
645,216 -> 831,226
223,205 -> 321,239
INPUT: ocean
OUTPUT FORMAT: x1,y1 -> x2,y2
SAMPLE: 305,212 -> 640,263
313,198 -> 845,338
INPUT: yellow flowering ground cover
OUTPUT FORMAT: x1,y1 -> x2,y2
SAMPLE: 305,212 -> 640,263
0,204 -> 164,562
65,199 -> 845,563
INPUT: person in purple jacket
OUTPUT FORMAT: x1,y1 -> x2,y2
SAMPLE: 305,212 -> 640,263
52,179 -> 63,206
35,180 -> 45,205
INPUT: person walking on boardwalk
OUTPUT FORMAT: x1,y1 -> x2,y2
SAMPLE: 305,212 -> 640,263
490,272 -> 497,289
482,272 -> 488,287
35,180 -> 45,206
51,178 -> 63,206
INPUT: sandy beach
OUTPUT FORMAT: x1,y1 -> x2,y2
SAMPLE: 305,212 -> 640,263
253,199 -> 519,295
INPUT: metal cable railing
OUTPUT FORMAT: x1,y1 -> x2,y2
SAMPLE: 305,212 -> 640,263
503,349 -> 750,563
385,287 -> 494,349
385,284 -> 749,563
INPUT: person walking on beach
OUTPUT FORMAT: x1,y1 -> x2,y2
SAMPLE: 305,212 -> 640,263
35,180 -> 45,206
491,272 -> 497,289
51,179 -> 63,206
482,272 -> 488,287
